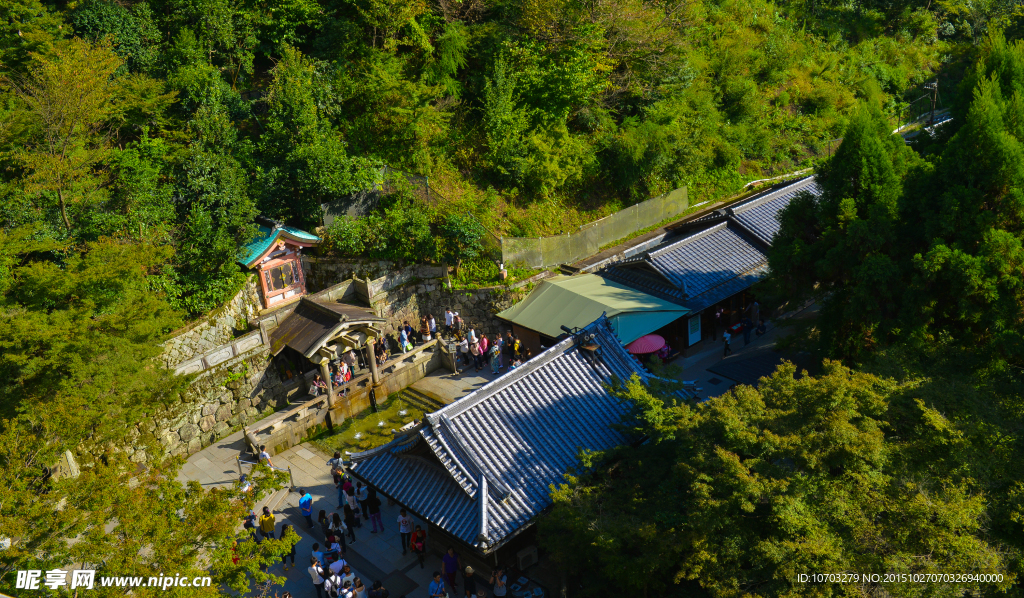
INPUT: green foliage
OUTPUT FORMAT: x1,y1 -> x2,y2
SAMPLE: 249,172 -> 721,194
770,31 -> 1024,362
543,365 -> 1014,597
437,212 -> 486,272
69,0 -> 162,73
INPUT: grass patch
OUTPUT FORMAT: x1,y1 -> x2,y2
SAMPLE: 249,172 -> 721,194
449,258 -> 542,290
308,393 -> 427,455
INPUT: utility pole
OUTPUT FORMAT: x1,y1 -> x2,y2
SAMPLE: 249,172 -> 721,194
924,79 -> 939,126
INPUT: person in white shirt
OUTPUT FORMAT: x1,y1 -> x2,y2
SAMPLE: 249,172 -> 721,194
329,557 -> 348,576
397,509 -> 413,555
258,445 -> 274,468
308,557 -> 325,598
323,570 -> 343,596
444,308 -> 455,335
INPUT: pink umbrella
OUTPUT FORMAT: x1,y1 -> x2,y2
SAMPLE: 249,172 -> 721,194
625,334 -> 666,354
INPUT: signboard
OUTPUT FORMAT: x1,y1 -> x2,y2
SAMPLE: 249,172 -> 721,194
687,315 -> 702,346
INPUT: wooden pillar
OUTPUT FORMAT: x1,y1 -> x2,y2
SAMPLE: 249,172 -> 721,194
368,342 -> 380,386
318,358 -> 335,409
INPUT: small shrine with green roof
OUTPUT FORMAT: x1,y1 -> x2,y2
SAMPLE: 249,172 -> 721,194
238,217 -> 320,310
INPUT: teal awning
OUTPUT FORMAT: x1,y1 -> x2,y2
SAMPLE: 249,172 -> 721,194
497,274 -> 689,345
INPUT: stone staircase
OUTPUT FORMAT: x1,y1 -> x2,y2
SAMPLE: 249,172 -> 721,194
397,387 -> 448,415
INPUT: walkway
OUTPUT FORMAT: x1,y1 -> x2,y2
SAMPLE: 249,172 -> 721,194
678,301 -> 819,400
178,428 -> 444,598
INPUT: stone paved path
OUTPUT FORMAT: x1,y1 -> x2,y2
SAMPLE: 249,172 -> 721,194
178,428 -> 445,598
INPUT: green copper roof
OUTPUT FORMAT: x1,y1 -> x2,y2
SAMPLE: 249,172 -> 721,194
238,224 -> 320,268
497,274 -> 689,344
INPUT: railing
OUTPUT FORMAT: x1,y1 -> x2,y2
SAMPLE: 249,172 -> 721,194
236,457 -> 295,489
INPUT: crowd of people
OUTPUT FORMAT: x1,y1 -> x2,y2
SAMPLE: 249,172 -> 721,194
241,451 -> 517,598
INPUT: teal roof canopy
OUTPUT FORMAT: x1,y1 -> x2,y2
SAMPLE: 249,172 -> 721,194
497,274 -> 690,345
238,224 -> 320,268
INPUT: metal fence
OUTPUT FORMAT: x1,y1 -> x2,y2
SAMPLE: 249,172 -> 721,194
501,186 -> 688,269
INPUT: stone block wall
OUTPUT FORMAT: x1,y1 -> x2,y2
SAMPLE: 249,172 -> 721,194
161,277 -> 263,368
372,280 -> 526,340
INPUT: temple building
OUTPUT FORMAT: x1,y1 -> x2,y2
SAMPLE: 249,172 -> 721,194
348,315 -> 680,565
238,217 -> 321,310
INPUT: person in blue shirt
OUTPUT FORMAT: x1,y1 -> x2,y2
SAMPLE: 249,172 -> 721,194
299,489 -> 314,528
428,571 -> 446,598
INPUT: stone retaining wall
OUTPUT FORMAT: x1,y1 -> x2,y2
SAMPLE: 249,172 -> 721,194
161,277 -> 263,368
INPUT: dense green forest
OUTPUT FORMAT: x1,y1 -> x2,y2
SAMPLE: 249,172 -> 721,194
2,0 -> 1024,594
4,0 -> 1020,315
541,28 -> 1024,598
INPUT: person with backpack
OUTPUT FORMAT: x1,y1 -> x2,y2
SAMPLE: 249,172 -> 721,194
512,336 -> 521,361
327,452 -> 345,487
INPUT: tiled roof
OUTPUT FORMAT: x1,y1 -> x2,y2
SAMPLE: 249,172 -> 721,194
238,224 -> 320,268
600,177 -> 818,312
645,222 -> 767,297
729,177 -> 821,245
349,316 -> 649,553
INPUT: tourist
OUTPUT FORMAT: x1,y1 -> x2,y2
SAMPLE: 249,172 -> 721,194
463,566 -> 477,598
403,321 -> 416,345
353,577 -> 368,598
258,506 -> 276,540
429,572 -> 447,598
502,331 -> 514,370
467,326 -> 477,345
524,348 -> 532,360
339,360 -> 350,382
444,308 -> 455,336
326,533 -> 344,560
311,542 -> 326,565
453,314 -> 464,335
340,580 -> 354,598
299,489 -> 314,528
329,553 -> 347,577
331,512 -> 348,552
258,445 -> 274,468
714,307 -> 724,341
327,452 -> 345,486
410,525 -> 427,568
470,338 -> 482,371
318,510 -> 332,541
340,564 -> 356,587
356,481 -> 369,518
369,580 -> 389,598
742,317 -> 753,345
366,488 -> 384,533
489,341 -> 501,374
343,504 -> 358,542
723,330 -> 732,356
323,566 -> 343,597
458,336 -> 469,368
312,374 -> 325,396
420,316 -> 431,343
441,546 -> 463,595
489,567 -> 507,597
281,524 -> 296,571
512,336 -> 521,360
345,487 -> 360,523
308,557 -> 326,598
344,348 -> 358,372
478,334 -> 489,370
745,299 -> 760,325
428,314 -> 437,337
398,327 -> 409,353
397,508 -> 413,555
510,357 -> 521,370
756,318 -> 767,337
243,508 -> 258,542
